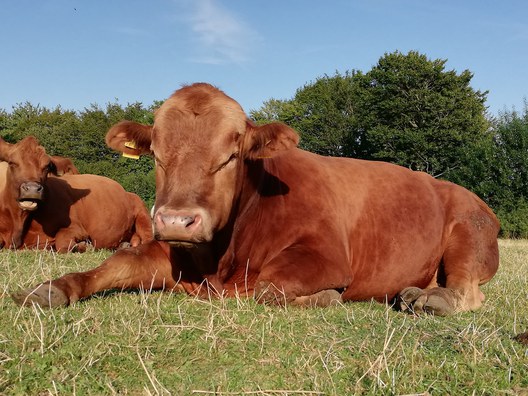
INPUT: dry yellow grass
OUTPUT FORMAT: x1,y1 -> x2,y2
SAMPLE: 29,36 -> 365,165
0,240 -> 526,395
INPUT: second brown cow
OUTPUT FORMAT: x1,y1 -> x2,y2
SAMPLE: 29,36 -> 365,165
0,136 -> 152,252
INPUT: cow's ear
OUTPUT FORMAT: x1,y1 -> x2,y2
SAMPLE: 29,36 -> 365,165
243,122 -> 299,160
48,160 -> 60,176
105,121 -> 153,157
0,137 -> 12,162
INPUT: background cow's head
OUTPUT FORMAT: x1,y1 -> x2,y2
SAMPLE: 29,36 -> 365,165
106,83 -> 299,246
0,136 -> 54,211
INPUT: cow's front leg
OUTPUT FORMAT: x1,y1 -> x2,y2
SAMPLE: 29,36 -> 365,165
254,247 -> 350,307
11,241 -> 176,308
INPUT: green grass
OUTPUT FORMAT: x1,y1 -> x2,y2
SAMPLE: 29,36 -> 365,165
1,241 -> 527,395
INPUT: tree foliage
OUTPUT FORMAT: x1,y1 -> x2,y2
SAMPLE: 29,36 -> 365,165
487,104 -> 528,237
252,51 -> 491,177
352,51 -> 490,178
252,72 -> 357,157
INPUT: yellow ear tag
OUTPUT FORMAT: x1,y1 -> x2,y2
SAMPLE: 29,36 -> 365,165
122,152 -> 140,160
123,141 -> 139,160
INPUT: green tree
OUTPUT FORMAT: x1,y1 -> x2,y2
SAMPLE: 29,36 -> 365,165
252,51 -> 491,177
449,101 -> 528,237
351,51 -> 490,177
488,104 -> 528,237
251,72 -> 357,157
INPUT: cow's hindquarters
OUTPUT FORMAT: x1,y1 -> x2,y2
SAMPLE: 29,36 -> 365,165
399,203 -> 500,315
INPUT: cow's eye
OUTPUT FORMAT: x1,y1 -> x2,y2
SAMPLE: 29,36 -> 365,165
214,152 -> 238,173
155,157 -> 166,172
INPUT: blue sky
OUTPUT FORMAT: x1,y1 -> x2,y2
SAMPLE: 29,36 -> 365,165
1,0 -> 527,116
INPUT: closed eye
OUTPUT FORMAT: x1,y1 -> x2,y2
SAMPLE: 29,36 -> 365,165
213,152 -> 238,173
155,157 -> 167,172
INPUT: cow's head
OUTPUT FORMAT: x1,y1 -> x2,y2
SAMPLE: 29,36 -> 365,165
0,136 -> 54,211
106,83 -> 299,246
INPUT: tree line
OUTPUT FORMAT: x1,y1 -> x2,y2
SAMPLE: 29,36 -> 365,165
1,51 -> 527,237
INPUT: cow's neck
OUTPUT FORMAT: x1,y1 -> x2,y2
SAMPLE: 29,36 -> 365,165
214,158 -> 285,281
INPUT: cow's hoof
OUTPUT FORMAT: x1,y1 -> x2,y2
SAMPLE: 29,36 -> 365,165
70,242 -> 88,253
11,283 -> 69,308
118,242 -> 132,250
398,286 -> 455,316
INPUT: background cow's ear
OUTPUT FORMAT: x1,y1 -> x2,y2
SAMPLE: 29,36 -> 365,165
244,122 -> 300,160
48,160 -> 60,176
105,121 -> 153,157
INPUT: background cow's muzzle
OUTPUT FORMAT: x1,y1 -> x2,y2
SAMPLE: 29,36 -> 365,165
18,181 -> 44,211
153,207 -> 209,244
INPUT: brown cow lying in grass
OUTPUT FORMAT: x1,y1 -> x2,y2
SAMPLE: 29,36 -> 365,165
12,83 -> 499,315
0,136 -> 152,252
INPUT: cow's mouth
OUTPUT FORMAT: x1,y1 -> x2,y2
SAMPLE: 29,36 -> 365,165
155,237 -> 204,248
167,241 -> 201,248
18,199 -> 40,211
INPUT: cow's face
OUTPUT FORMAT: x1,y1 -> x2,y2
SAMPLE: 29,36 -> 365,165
0,137 -> 53,211
106,83 -> 299,246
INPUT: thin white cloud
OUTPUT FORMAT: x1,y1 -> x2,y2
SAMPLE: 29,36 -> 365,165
187,0 -> 259,64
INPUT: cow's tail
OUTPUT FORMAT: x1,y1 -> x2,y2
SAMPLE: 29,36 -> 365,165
129,193 -> 154,246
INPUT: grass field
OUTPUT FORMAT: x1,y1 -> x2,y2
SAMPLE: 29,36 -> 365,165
1,240 -> 527,395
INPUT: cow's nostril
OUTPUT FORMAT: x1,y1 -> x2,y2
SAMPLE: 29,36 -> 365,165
158,213 -> 196,228
20,182 -> 44,198
154,210 -> 205,242
22,182 -> 43,191
178,216 -> 195,227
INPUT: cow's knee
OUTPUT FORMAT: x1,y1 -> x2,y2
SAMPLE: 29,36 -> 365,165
254,280 -> 295,305
291,289 -> 343,307
254,280 -> 342,307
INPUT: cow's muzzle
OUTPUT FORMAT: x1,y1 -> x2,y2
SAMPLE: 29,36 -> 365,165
153,207 -> 211,243
18,182 -> 44,211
